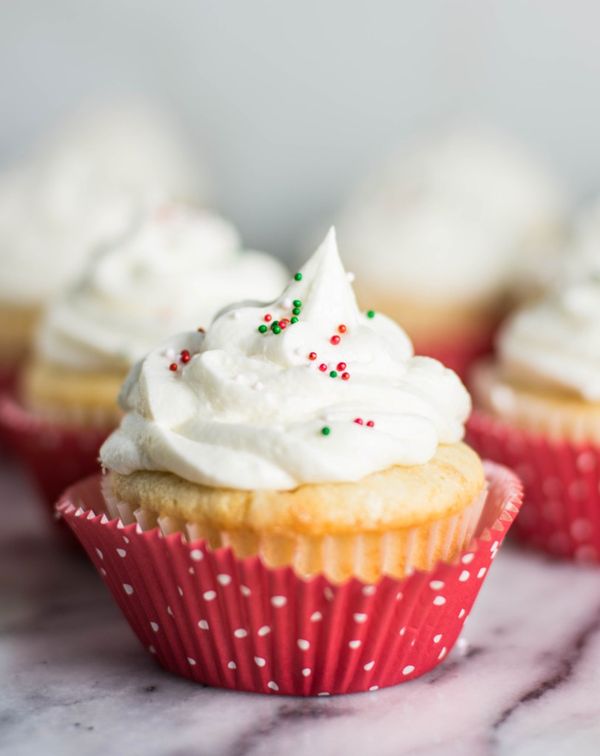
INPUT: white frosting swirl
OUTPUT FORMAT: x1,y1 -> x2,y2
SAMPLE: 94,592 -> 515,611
338,126 -> 565,303
0,101 -> 201,306
36,204 -> 289,372
100,229 -> 472,490
498,274 -> 600,401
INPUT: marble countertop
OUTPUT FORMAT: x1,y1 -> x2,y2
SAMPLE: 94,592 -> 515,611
2,457 -> 600,756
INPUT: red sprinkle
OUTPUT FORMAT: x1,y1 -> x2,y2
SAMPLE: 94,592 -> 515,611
279,318 -> 289,329
308,352 -> 317,361
354,417 -> 364,425
341,372 -> 350,381
337,362 -> 347,371
264,313 -> 272,323
330,335 -> 341,345
169,363 -> 178,372
338,324 -> 347,333
180,350 -> 191,363
366,420 -> 375,428
318,363 -> 328,372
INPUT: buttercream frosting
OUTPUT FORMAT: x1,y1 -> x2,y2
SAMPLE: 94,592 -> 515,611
36,203 -> 289,373
0,101 -> 201,306
338,126 -> 566,304
100,229 -> 472,490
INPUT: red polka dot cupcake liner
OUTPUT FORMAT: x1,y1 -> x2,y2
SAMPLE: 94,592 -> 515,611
56,462 -> 522,695
413,329 -> 495,381
0,392 -> 110,511
467,410 -> 600,563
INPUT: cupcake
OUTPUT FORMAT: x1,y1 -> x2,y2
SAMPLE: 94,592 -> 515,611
0,100 -> 201,387
468,266 -> 600,561
2,202 -> 288,507
57,229 -> 522,694
337,125 -> 566,376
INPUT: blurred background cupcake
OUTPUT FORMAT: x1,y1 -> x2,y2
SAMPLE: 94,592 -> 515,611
2,201 -> 288,508
336,125 -> 567,377
0,100 -> 203,390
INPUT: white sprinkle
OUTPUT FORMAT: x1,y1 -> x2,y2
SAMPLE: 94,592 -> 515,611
462,553 -> 475,564
433,596 -> 447,606
177,586 -> 184,597
100,568 -> 107,577
297,639 -> 310,651
399,627 -> 406,636
240,585 -> 251,597
123,584 -> 134,595
198,620 -> 209,630
95,548 -> 104,560
271,595 -> 287,608
429,580 -> 444,591
324,587 -> 334,602
363,661 -> 375,671
369,685 -> 379,691
438,647 -> 448,660
187,657 -> 196,666
150,622 -> 159,632
217,574 -> 232,586
227,661 -> 237,670
317,692 -> 330,697
310,611 -> 322,622
167,606 -> 174,616
123,536 -> 130,544
188,567 -> 195,575
203,590 -> 217,601
402,665 -> 415,676
477,567 -> 487,579
258,625 -> 271,637
362,585 -> 376,596
302,668 -> 311,677
349,640 -> 361,649
396,592 -> 403,600
234,628 -> 248,638
433,634 -> 442,643
190,549 -> 204,561
116,548 -> 127,558
148,645 -> 156,654
254,656 -> 266,667
353,613 -> 367,623
267,681 -> 279,691
458,608 -> 466,619
459,570 -> 470,582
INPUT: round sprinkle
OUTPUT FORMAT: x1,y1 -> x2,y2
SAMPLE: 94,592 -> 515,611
271,323 -> 281,334
367,310 -> 376,319
293,299 -> 302,308
292,307 -> 301,316
337,362 -> 347,371
180,350 -> 191,364
308,352 -> 317,361
258,325 -> 268,334
338,324 -> 347,333
318,363 -> 328,372
329,370 -> 338,378
341,372 -> 350,381
169,363 -> 178,372
354,418 -> 364,425
321,426 -> 331,436
290,316 -> 299,324
264,313 -> 272,323
279,319 -> 289,330
366,420 -> 375,428
294,272 -> 303,281
330,335 -> 341,345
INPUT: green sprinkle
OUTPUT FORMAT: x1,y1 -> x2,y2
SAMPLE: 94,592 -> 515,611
321,426 -> 331,436
366,309 -> 376,319
272,323 -> 281,334
258,324 -> 268,334
293,299 -> 302,308
294,272 -> 303,281
290,316 -> 299,324
292,307 -> 301,316
329,370 -> 338,378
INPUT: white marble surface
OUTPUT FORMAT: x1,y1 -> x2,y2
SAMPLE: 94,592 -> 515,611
2,457 -> 600,756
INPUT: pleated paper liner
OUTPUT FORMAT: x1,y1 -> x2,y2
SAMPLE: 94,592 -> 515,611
56,462 -> 522,695
467,410 -> 600,563
0,392 -> 111,512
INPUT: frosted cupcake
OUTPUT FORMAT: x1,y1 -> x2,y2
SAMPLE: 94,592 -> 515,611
0,101 -> 201,387
57,229 -> 522,694
337,126 -> 566,376
2,203 -> 288,505
469,267 -> 600,560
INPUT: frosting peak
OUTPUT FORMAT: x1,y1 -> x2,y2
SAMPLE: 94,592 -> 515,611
101,230 -> 472,490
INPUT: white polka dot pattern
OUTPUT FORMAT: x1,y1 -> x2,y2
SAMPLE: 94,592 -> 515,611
57,461 -> 522,695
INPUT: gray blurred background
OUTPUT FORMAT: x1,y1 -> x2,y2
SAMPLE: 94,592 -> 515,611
1,0 -> 598,257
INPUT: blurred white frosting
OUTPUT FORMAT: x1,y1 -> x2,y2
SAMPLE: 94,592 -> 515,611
338,125 -> 566,305
0,100 -> 203,306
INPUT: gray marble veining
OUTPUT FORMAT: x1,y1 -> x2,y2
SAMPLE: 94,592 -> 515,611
2,457 -> 600,756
